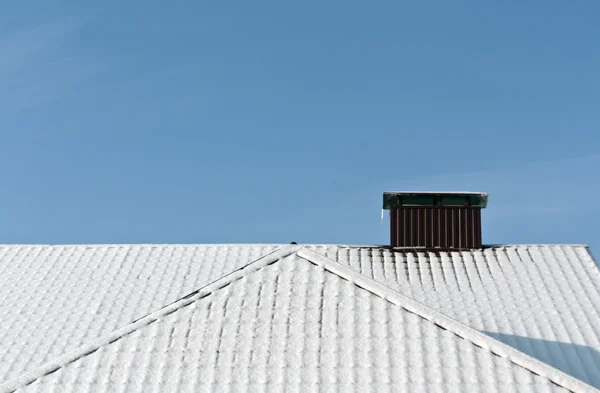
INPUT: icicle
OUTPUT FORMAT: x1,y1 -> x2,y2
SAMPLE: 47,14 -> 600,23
381,208 -> 384,223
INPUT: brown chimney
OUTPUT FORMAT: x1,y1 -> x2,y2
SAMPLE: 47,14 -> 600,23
383,192 -> 488,250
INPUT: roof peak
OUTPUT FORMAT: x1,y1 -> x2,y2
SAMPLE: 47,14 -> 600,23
0,243 -> 589,249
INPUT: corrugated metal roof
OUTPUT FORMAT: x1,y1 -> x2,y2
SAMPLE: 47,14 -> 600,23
307,244 -> 600,388
1,243 -> 599,391
1,247 -> 592,393
0,244 -> 282,383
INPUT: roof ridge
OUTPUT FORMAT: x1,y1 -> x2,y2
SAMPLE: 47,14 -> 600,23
2,244 -> 597,393
296,247 -> 599,393
484,244 -> 590,248
0,244 -> 299,393
0,243 -> 590,248
0,243 -> 287,247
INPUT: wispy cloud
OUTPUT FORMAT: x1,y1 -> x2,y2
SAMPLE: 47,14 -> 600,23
0,10 -> 112,114
0,17 -> 85,73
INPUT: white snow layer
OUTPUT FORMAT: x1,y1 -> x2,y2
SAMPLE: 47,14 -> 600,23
0,244 -> 281,383
1,247 -> 593,393
306,244 -> 600,388
0,243 -> 599,391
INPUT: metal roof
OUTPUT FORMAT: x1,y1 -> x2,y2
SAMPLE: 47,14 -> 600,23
1,247 -> 593,393
307,244 -> 600,388
0,243 -> 599,391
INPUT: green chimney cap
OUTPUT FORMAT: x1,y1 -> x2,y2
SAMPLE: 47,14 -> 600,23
383,191 -> 488,209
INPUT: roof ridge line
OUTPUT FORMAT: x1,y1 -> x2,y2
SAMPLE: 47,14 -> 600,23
0,243 -> 590,247
0,244 -> 299,393
295,247 -> 599,393
0,243 -> 288,247
484,244 -> 590,248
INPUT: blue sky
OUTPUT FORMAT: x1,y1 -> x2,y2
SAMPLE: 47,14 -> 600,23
1,2 -> 599,253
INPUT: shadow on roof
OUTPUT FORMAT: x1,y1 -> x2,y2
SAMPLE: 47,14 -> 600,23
484,331 -> 600,389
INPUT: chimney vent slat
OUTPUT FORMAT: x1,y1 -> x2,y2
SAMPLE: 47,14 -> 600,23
383,192 -> 487,250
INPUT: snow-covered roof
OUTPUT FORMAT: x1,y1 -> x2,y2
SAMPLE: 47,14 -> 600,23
1,244 -> 600,392
0,244 -> 280,383
307,244 -> 600,388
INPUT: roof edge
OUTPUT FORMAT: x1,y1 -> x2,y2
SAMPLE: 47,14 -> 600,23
0,243 -> 589,248
483,243 -> 590,248
0,243 -> 286,247
307,244 -> 591,249
296,247 -> 599,393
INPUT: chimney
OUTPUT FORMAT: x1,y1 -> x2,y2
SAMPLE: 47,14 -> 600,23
383,191 -> 488,250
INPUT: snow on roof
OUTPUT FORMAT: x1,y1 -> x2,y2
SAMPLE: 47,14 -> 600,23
0,247 -> 593,393
1,243 -> 600,391
307,244 -> 600,389
0,244 -> 281,382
